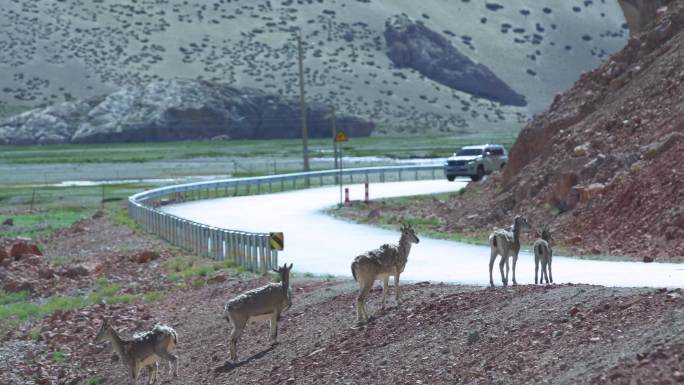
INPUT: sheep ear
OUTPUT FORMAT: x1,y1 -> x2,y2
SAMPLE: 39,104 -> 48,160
288,263 -> 293,270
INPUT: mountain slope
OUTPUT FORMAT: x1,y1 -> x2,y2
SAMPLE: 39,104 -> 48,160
0,0 -> 628,134
439,0 -> 684,261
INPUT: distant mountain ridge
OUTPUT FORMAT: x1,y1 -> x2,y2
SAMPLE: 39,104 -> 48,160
0,79 -> 373,145
0,0 -> 629,136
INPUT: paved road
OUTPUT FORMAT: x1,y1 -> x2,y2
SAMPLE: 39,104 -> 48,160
163,179 -> 684,287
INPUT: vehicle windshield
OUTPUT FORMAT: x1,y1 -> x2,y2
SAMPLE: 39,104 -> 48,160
456,148 -> 483,156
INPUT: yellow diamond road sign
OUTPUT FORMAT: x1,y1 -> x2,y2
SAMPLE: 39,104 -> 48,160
335,131 -> 348,142
269,232 -> 284,251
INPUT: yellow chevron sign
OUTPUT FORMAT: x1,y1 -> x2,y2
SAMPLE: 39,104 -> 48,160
269,232 -> 284,250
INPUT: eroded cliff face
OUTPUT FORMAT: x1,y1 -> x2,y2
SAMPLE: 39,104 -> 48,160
441,1 -> 684,261
618,0 -> 673,35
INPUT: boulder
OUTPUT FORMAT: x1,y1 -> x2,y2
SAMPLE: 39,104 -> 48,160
573,143 -> 590,157
2,218 -> 13,226
38,267 -> 55,280
383,15 -> 526,107
3,278 -> 33,293
641,131 -> 684,159
581,183 -> 606,202
9,242 -> 43,260
0,79 -> 374,145
132,251 -> 160,264
59,265 -> 89,278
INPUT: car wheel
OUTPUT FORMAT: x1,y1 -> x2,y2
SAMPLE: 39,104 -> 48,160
471,166 -> 484,182
447,175 -> 455,181
500,162 -> 506,170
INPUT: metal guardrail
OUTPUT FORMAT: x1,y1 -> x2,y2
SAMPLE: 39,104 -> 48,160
128,164 -> 444,273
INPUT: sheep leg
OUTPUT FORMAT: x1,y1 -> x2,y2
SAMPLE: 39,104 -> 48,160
132,363 -> 143,385
489,248 -> 497,287
356,281 -> 372,323
541,259 -> 548,284
155,348 -> 178,379
381,276 -> 389,309
229,322 -> 244,362
534,255 -> 539,285
499,256 -> 507,287
511,253 -> 518,286
269,312 -> 279,344
548,256 -> 553,283
394,273 -> 401,305
145,363 -> 157,385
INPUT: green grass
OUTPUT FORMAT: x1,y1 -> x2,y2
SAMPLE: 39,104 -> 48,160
82,377 -> 100,385
0,279 -> 139,328
51,351 -> 67,364
0,206 -> 92,239
0,133 -> 517,165
30,327 -> 41,341
164,255 -> 250,282
0,290 -> 31,305
0,183 -> 153,211
48,257 -> 67,265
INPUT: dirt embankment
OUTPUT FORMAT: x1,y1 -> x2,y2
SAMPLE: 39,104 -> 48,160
386,1 -> 684,262
2,213 -> 684,385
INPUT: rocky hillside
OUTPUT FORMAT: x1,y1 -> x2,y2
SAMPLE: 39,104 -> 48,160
0,79 -> 373,144
2,211 -> 684,384
0,0 -> 629,135
437,0 -> 684,261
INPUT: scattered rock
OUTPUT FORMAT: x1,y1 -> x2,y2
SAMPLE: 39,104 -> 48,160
91,210 -> 105,219
208,273 -> 229,284
573,143 -> 590,157
641,132 -> 684,159
3,278 -> 34,293
580,183 -> 606,202
0,247 -> 8,264
569,306 -> 580,317
643,256 -> 654,263
59,265 -> 89,278
38,267 -> 55,279
466,330 -> 480,345
132,251 -> 160,264
10,242 -> 43,260
367,209 -> 381,221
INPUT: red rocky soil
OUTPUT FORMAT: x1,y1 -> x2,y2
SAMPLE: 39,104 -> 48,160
361,1 -> 684,262
2,212 -> 684,385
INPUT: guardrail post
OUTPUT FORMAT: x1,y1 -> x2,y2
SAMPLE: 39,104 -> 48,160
381,170 -> 385,183
399,169 -> 403,181
270,248 -> 277,271
415,169 -> 418,180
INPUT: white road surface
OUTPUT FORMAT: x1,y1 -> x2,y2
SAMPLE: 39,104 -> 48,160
163,180 -> 684,288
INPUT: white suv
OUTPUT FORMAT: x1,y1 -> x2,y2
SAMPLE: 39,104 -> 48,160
443,144 -> 508,182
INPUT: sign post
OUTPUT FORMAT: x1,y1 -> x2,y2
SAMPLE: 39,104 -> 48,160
335,130 -> 348,206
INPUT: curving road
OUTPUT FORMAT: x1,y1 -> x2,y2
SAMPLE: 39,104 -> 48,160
163,179 -> 684,287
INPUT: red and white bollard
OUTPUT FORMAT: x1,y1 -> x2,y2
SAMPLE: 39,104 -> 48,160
364,181 -> 369,203
344,187 -> 350,205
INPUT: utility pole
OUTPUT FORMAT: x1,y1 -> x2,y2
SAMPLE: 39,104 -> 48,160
331,105 -> 338,169
297,30 -> 310,172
